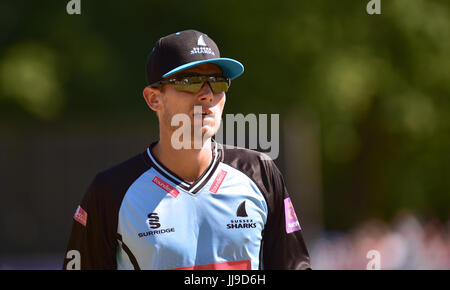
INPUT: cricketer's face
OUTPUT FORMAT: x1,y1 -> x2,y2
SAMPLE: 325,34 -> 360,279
145,63 -> 226,148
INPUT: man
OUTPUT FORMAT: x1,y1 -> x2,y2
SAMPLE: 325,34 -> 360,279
63,29 -> 311,270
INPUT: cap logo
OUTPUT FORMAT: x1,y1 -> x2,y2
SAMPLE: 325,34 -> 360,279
197,35 -> 207,46
190,35 -> 215,56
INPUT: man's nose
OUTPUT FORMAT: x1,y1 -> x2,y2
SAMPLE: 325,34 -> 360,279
197,82 -> 214,103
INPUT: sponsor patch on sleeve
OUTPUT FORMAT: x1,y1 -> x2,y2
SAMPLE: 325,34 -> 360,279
284,197 -> 302,233
74,205 -> 88,227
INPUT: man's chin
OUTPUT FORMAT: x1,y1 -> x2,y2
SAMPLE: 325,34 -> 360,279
188,127 -> 217,147
202,125 -> 219,139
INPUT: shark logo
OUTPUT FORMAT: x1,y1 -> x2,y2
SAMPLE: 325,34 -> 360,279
197,35 -> 207,46
190,35 -> 215,55
236,201 -> 248,217
227,201 -> 256,229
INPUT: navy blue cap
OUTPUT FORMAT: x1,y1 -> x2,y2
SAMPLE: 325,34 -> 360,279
146,30 -> 244,85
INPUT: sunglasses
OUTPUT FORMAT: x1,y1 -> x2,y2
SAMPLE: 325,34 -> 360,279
150,74 -> 231,94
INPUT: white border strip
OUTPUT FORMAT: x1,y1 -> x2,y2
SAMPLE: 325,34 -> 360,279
146,148 -> 189,187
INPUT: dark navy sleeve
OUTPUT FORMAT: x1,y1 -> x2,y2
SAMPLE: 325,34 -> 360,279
62,153 -> 152,270
260,159 -> 311,270
63,174 -> 119,270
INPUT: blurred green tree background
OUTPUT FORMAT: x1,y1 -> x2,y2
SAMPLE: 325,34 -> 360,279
1,0 -> 449,236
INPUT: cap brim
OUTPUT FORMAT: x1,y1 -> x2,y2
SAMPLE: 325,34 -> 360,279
162,58 -> 244,80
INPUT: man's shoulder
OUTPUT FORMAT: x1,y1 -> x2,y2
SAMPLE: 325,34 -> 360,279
219,144 -> 281,180
97,151 -> 149,179
87,151 -> 151,198
218,144 -> 286,203
220,144 -> 272,164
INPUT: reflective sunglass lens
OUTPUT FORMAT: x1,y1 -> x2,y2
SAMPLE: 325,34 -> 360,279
210,82 -> 229,93
173,76 -> 230,93
174,83 -> 203,93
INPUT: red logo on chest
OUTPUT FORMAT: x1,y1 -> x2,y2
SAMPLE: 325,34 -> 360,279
209,169 -> 227,194
152,176 -> 179,198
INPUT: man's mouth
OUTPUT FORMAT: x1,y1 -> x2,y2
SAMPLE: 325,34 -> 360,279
194,109 -> 213,117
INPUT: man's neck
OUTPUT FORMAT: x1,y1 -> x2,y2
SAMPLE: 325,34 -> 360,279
152,136 -> 213,184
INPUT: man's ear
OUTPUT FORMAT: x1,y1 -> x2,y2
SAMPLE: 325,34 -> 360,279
143,86 -> 163,112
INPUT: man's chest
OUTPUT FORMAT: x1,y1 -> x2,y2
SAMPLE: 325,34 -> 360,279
116,166 -> 268,269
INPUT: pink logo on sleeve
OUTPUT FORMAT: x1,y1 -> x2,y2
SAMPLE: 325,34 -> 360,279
284,197 -> 302,233
74,205 -> 88,227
